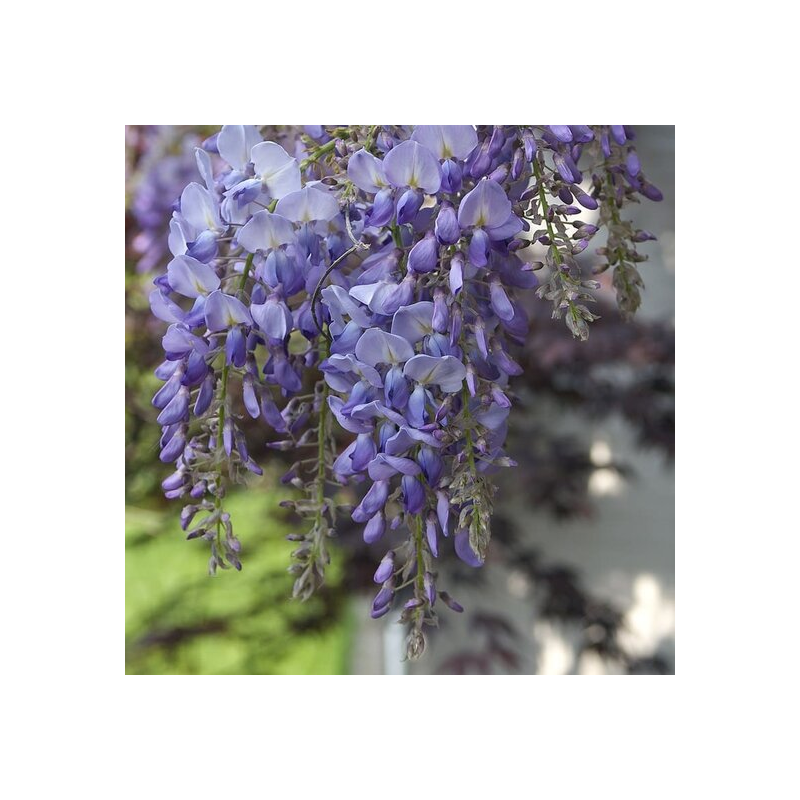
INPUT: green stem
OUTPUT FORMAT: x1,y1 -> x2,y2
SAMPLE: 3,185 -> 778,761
238,252 -> 255,294
532,158 -> 563,267
391,223 -> 403,248
211,252 -> 253,548
533,158 -> 580,323
605,173 -> 623,267
300,139 -> 337,169
414,513 -> 426,616
461,383 -> 478,475
316,386 -> 328,507
312,334 -> 330,549
214,362 -> 230,548
606,172 -> 622,225
216,366 -> 229,456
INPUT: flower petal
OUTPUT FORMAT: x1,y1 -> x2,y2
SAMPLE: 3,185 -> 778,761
324,354 -> 383,388
383,425 -> 441,455
250,141 -> 301,199
168,217 -> 191,256
275,186 -> 339,223
548,125 -> 573,143
355,327 -> 415,367
204,290 -> 253,331
349,401 -> 407,427
322,285 -> 373,329
218,125 -> 262,170
390,302 -> 434,344
486,212 -> 523,241
333,440 -> 359,478
327,396 -> 374,434
194,147 -> 216,190
411,125 -> 478,160
457,179 -> 512,229
489,277 -> 515,321
455,530 -> 484,567
403,354 -> 466,392
251,296 -> 292,340
237,210 -> 295,253
180,182 -> 222,232
348,281 -> 401,315
347,149 -> 388,193
162,323 -> 209,357
383,140 -> 442,193
149,289 -> 185,324
367,453 -> 422,481
476,402 -> 509,431
167,255 -> 220,298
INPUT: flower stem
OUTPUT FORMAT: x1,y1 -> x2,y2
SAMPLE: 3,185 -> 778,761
316,342 -> 329,508
533,157 -> 581,326
461,383 -> 478,474
213,363 -> 229,549
414,514 -> 425,591
413,513 -> 426,629
533,158 -> 563,267
216,367 -> 229,455
211,252 -> 254,549
300,139 -> 336,169
311,333 -> 330,565
391,223 -> 403,249
238,252 -> 255,294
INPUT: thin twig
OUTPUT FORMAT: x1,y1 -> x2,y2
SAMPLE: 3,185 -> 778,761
310,245 -> 360,340
310,203 -> 369,340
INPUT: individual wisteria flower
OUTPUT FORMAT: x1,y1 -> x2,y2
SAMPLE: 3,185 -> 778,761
148,124 -> 661,660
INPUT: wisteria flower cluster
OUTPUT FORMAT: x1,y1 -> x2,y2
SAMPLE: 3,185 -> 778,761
149,124 -> 661,659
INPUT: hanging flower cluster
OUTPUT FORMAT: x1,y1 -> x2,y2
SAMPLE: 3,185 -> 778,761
149,124 -> 661,659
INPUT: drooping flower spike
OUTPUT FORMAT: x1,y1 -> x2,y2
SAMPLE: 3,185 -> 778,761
148,124 -> 661,659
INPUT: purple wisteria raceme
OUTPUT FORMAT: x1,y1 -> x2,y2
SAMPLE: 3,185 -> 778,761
147,124 -> 661,658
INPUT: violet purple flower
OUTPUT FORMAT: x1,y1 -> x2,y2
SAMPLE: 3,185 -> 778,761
147,123 -> 661,656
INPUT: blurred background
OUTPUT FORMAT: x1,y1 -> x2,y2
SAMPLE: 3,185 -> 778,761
125,125 -> 674,675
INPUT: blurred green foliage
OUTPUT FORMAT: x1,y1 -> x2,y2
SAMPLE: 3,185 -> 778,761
125,474 -> 352,674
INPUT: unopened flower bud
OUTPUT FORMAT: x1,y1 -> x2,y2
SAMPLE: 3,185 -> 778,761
363,511 -> 386,544
425,515 -> 439,557
435,202 -> 460,245
439,591 -> 464,613
408,232 -> 438,274
373,551 -> 396,584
